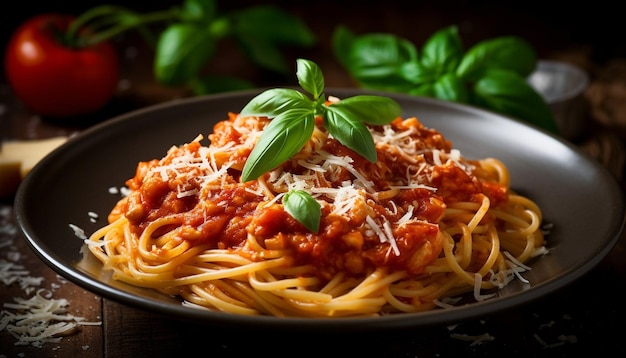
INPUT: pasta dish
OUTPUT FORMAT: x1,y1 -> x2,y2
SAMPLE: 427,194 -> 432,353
86,100 -> 547,317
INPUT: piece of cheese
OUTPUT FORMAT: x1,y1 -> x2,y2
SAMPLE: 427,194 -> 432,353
0,157 -> 22,198
0,136 -> 67,198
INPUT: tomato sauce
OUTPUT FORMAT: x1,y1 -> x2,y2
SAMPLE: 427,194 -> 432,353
115,114 -> 509,280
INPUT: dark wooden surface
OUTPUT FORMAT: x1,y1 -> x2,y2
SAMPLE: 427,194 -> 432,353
2,2 -> 626,357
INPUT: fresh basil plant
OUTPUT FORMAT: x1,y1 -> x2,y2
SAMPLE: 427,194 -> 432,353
239,58 -> 402,232
155,0 -> 316,93
67,0 -> 316,95
332,25 -> 558,133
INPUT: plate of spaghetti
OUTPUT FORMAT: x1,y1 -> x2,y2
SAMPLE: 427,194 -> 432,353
15,87 -> 624,331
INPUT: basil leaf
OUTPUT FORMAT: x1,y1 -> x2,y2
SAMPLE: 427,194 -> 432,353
420,25 -> 463,74
409,83 -> 434,96
296,59 -> 324,99
240,88 -> 311,118
472,69 -> 558,133
433,73 -> 469,103
325,107 -> 377,162
283,190 -> 321,233
353,33 -> 417,67
154,23 -> 215,85
342,32 -> 417,85
355,77 -> 416,93
399,61 -> 437,85
328,95 -> 402,125
241,108 -> 315,181
348,65 -> 415,92
332,25 -> 356,69
181,0 -> 216,21
234,33 -> 291,74
230,6 -> 315,74
332,25 -> 555,133
457,36 -> 537,81
238,58 -> 401,180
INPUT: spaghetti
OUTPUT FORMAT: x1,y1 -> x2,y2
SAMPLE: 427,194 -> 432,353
86,106 -> 547,317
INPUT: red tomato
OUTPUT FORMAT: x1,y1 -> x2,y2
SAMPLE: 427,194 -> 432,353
4,14 -> 120,118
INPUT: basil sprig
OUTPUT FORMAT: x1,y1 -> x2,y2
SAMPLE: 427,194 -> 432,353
332,24 -> 558,134
239,58 -> 402,232
156,0 -> 315,93
240,58 -> 401,181
63,0 -> 316,95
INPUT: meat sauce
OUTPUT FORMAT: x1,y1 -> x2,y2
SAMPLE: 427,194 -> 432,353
110,114 -> 509,280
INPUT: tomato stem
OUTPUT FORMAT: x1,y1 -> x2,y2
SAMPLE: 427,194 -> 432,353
65,5 -> 181,48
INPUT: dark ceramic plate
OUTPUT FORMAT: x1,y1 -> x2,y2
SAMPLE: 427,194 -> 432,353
15,89 -> 625,332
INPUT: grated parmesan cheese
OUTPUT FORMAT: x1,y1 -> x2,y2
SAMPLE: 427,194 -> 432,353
1,204 -> 101,349
473,273 -> 497,301
365,215 -> 400,256
0,260 -> 44,294
68,224 -> 87,240
1,289 -> 101,348
450,332 -> 496,346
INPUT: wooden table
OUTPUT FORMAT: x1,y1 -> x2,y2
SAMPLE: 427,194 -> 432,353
2,2 -> 626,357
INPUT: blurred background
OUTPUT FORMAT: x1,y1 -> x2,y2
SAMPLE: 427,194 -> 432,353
2,0 -> 626,92
2,1 -> 625,119
2,0 -> 625,185
4,0 -> 626,61
0,0 -> 624,168
1,1 -> 624,101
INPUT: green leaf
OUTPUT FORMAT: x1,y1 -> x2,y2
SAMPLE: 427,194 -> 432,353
154,23 -> 215,85
181,0 -> 216,22
399,61 -> 437,85
336,30 -> 417,90
457,36 -> 537,81
238,58 -> 401,180
230,5 -> 315,74
355,78 -> 416,93
350,33 -> 417,68
325,107 -> 378,162
327,95 -> 402,125
472,69 -> 558,133
283,190 -> 321,233
331,25 -> 549,132
234,33 -> 291,74
241,108 -> 315,181
420,25 -> 463,74
332,25 -> 356,69
409,83 -> 435,97
296,59 -> 324,99
240,88 -> 311,118
432,73 -> 469,103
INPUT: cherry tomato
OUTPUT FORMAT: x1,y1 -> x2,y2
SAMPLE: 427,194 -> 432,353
4,14 -> 120,118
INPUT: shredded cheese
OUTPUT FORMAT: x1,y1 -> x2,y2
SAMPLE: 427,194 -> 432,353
1,290 -> 101,348
450,332 -> 496,346
0,261 -> 44,294
365,215 -> 400,256
473,273 -> 497,301
1,204 -> 101,349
